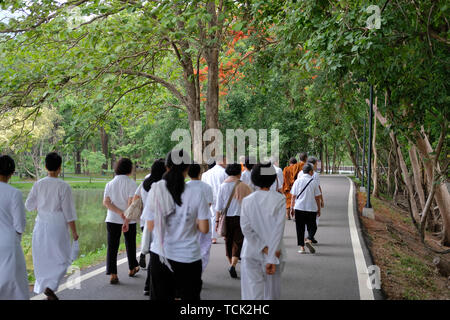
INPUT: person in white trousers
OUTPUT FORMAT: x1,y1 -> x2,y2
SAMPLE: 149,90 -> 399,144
240,162 -> 286,300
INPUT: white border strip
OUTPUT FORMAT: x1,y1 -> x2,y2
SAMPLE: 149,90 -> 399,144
346,177 -> 374,300
31,254 -> 139,300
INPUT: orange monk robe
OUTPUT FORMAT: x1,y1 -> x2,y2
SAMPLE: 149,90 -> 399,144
282,164 -> 297,209
292,161 -> 306,182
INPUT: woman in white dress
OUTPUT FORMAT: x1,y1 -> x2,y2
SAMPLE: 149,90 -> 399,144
240,162 -> 286,300
130,158 -> 166,296
0,155 -> 29,300
25,152 -> 79,300
143,150 -> 210,300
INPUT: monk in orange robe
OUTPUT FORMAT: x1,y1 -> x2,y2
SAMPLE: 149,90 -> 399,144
292,152 -> 308,181
282,157 -> 298,219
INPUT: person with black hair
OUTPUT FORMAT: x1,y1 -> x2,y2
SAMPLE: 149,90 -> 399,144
130,158 -> 166,295
0,155 -> 29,300
201,155 -> 228,244
289,163 -> 321,254
25,152 -> 79,300
215,163 -> 252,279
187,162 -> 214,274
282,157 -> 298,220
142,150 -> 210,300
103,157 -> 139,285
240,162 -> 286,299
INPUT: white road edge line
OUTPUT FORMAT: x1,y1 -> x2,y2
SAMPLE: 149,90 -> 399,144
31,253 -> 141,300
346,177 -> 375,300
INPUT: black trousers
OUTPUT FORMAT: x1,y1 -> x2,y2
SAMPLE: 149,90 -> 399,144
106,222 -> 139,274
150,251 -> 202,300
294,210 -> 317,246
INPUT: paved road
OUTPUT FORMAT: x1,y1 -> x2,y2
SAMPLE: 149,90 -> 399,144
31,175 -> 377,300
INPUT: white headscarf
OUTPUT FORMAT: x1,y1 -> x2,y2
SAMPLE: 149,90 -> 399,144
147,180 -> 176,271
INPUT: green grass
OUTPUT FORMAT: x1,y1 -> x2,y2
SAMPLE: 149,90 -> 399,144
10,181 -> 108,191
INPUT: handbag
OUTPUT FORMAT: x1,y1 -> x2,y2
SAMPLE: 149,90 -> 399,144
217,181 -> 240,237
124,196 -> 143,221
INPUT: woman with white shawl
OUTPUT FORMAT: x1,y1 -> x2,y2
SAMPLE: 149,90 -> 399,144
25,152 -> 78,300
142,150 -> 210,300
0,155 -> 29,300
240,162 -> 286,300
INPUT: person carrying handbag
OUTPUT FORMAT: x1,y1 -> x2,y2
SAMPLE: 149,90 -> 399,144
215,163 -> 252,278
289,163 -> 322,254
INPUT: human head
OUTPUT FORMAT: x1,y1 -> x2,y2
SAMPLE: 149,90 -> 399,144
188,162 -> 201,179
244,156 -> 256,171
115,157 -> 133,175
289,157 -> 297,165
303,163 -> 314,175
299,152 -> 308,162
164,149 -> 191,206
307,156 -> 318,170
0,155 -> 15,179
251,162 -> 276,189
225,163 -> 242,177
143,158 -> 166,192
45,152 -> 62,172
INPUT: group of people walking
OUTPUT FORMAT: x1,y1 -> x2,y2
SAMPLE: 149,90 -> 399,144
0,149 -> 324,301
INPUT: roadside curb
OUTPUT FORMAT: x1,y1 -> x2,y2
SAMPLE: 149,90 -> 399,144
349,179 -> 386,300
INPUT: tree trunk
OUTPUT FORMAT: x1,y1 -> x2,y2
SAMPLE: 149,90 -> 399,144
75,150 -> 81,174
414,127 -> 450,246
345,138 -> 362,180
332,144 -> 337,173
100,127 -> 109,171
325,142 -> 329,174
409,144 -> 426,210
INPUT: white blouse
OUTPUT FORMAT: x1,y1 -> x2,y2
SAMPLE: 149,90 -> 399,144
103,175 -> 137,224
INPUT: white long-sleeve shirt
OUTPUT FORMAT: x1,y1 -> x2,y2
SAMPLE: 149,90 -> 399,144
240,190 -> 286,265
201,164 -> 228,205
25,177 -> 77,223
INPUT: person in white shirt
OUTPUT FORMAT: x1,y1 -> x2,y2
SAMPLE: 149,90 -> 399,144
25,152 -> 79,300
270,156 -> 284,193
289,163 -> 321,254
131,158 -> 166,296
201,156 -> 228,244
0,155 -> 29,300
102,158 -> 138,285
297,157 -> 324,244
187,162 -> 214,274
240,162 -> 286,300
215,163 -> 252,279
241,156 -> 255,189
143,150 -> 210,300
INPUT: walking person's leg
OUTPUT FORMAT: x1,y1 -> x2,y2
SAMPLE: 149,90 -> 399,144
124,223 -> 139,275
173,259 -> 202,300
264,262 -> 283,300
106,222 -> 122,283
149,252 -> 175,300
304,212 -> 317,253
294,210 -> 307,253
241,258 -> 265,300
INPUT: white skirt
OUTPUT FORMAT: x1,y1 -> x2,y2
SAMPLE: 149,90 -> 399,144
0,232 -> 29,300
32,213 -> 72,293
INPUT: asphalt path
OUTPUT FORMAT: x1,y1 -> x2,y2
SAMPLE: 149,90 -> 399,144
31,175 -> 377,300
